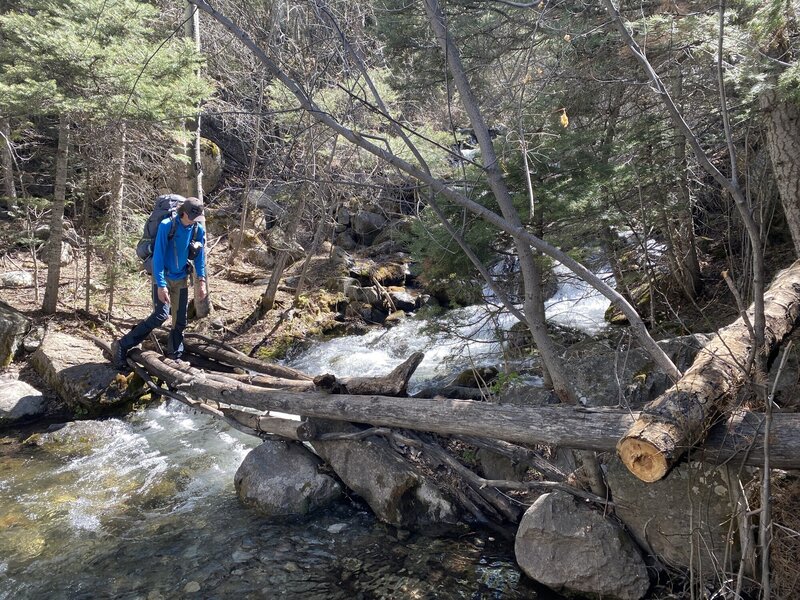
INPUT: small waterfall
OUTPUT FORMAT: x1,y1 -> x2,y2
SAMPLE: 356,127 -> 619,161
287,263 -> 614,391
544,263 -> 614,335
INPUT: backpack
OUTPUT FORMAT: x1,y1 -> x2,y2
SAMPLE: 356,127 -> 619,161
136,194 -> 195,275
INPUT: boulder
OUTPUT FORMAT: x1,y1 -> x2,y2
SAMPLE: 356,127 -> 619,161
336,206 -> 351,226
246,247 -> 274,268
34,224 -> 50,240
351,210 -> 387,245
449,366 -> 499,388
310,420 -> 457,529
388,289 -> 416,312
59,241 -> 74,266
162,137 -> 224,196
35,241 -> 73,266
265,228 -> 304,263
477,449 -> 527,482
23,325 -> 45,353
0,377 -> 47,427
515,491 -> 650,600
200,138 -> 224,192
606,456 -> 740,576
0,270 -> 34,288
30,419 -> 127,456
335,230 -> 357,251
234,440 -> 342,517
562,333 -> 709,408
247,190 -> 288,225
0,300 -> 30,366
30,331 -> 125,412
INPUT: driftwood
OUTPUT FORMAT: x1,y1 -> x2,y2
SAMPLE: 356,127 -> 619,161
220,406 -> 316,441
412,433 -> 522,523
455,435 -> 567,482
122,349 -> 800,470
183,337 -> 312,380
313,352 -> 424,396
617,260 -> 800,482
205,372 -> 316,391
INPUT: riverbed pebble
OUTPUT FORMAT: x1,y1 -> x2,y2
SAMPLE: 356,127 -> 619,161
183,581 -> 201,593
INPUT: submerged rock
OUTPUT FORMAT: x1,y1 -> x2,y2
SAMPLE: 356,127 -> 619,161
234,440 -> 342,517
515,491 -> 649,600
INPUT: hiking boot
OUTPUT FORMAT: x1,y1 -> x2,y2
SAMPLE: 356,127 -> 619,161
110,340 -> 128,370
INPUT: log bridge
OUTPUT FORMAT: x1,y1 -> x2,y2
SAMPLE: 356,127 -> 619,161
95,321 -> 800,527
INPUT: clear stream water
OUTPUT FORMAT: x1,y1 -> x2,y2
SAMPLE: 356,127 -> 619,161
0,266 -> 611,599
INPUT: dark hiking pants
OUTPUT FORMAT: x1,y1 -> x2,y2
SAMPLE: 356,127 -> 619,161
119,277 -> 188,358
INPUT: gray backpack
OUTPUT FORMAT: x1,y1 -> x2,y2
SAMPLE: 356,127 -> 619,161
135,194 -> 185,274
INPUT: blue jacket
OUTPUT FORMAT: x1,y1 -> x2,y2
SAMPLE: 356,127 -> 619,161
151,217 -> 206,288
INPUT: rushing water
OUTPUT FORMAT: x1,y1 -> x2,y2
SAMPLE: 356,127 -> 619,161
0,264 -> 610,599
0,402 -> 550,599
287,262 -> 613,391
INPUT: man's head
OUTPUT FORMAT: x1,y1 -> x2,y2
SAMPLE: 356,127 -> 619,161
178,197 -> 204,224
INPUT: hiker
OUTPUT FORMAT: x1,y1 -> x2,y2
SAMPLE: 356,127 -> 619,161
111,196 -> 207,369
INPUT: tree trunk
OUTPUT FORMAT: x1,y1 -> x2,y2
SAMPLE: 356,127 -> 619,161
42,114 -> 70,315
229,80 -> 264,265
618,260 -> 800,482
762,89 -> 800,257
220,406 -> 316,440
182,334 -> 312,380
259,198 -> 304,316
1,116 -> 16,204
107,124 -> 126,317
185,2 -> 204,200
670,69 -> 702,299
422,0 -> 577,405
314,352 -> 424,396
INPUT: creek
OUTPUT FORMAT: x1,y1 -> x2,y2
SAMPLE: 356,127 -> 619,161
0,265 -> 611,599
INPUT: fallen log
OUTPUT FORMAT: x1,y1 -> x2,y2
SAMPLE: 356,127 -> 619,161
220,406 -> 316,441
128,350 -> 800,470
456,435 -> 567,482
183,337 -> 312,381
313,352 -> 424,396
617,260 -> 800,482
205,372 -> 316,391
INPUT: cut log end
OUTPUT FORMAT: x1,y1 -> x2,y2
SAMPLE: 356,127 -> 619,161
617,438 -> 669,483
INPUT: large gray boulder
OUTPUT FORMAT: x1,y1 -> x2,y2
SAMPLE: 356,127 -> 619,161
30,331 -> 125,412
0,271 -> 34,288
351,210 -> 387,245
561,333 -> 710,407
0,377 -> 47,427
515,491 -> 650,600
0,300 -> 31,367
311,420 -> 457,529
234,440 -> 342,516
606,456 -> 740,575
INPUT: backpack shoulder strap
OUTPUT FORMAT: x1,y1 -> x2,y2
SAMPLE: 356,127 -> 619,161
167,216 -> 178,240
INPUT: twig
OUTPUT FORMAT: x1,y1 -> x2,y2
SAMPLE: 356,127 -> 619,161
759,341 -> 792,598
722,269 -> 757,372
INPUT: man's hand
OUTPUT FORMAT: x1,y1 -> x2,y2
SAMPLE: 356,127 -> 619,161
157,286 -> 170,305
196,279 -> 207,302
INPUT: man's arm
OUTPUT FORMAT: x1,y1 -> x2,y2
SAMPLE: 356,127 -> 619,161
194,225 -> 207,280
194,225 -> 208,302
151,220 -> 170,290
